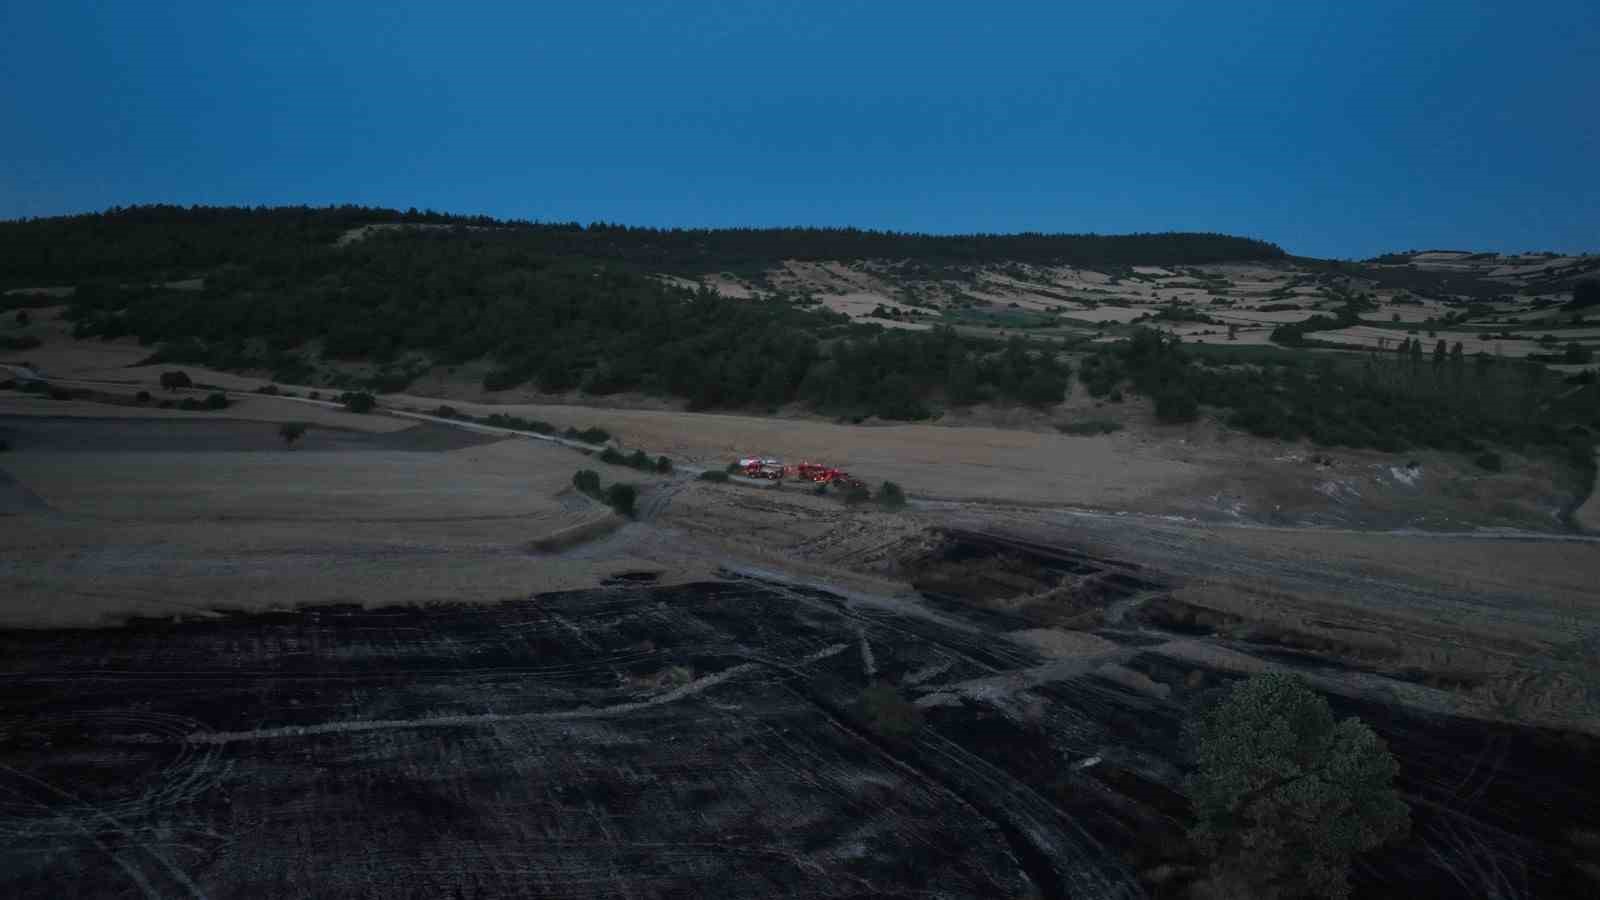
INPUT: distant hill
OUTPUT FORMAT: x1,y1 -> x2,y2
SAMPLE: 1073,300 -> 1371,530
0,204 -> 1284,287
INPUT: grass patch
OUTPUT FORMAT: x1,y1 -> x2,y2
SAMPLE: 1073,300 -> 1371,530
1057,419 -> 1123,436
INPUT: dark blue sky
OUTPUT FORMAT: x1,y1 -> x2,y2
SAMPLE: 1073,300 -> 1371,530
2,1 -> 1594,258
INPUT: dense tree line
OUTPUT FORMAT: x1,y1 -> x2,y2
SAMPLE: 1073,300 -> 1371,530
59,226 -> 1072,419
1086,329 -> 1599,465
2,204 -> 1284,288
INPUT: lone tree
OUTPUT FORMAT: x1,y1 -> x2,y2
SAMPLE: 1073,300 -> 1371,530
1186,673 -> 1409,900
339,391 -> 376,413
278,422 -> 308,449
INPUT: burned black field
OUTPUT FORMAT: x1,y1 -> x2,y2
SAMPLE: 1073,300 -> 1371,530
2,553 -> 1598,898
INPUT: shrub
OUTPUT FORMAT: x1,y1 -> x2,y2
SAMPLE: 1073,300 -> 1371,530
1154,388 -> 1199,423
178,397 -> 202,410
654,455 -> 672,473
856,682 -> 923,738
877,480 -> 906,510
255,384 -> 280,395
309,391 -> 321,400
339,391 -> 376,413
14,310 -> 29,326
1057,419 -> 1123,436
135,390 -> 151,403
160,370 -> 192,392
158,400 -> 174,408
0,438 -> 9,452
599,446 -> 626,465
606,483 -> 638,517
1186,673 -> 1408,899
572,469 -> 602,497
841,482 -> 871,506
1474,451 -> 1503,472
433,405 -> 460,418
698,470 -> 729,483
204,392 -> 230,410
725,461 -> 744,474
278,422 -> 308,448
0,335 -> 41,350
628,449 -> 651,469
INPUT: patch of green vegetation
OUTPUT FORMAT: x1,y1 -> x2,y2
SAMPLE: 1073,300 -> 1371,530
876,481 -> 906,510
573,468 -> 639,517
1056,419 -> 1123,435
339,391 -> 376,414
1087,328 -> 1600,463
29,207 -> 1279,421
1187,674 -> 1408,900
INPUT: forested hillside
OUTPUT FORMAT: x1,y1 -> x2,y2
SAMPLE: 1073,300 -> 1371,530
0,205 -> 1284,286
2,205 -> 1276,418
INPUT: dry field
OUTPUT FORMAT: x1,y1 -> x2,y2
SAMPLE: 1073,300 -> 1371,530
0,421 -> 699,627
1315,324 -> 1546,356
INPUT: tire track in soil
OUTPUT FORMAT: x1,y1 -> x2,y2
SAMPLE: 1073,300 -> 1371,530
773,676 -> 1141,900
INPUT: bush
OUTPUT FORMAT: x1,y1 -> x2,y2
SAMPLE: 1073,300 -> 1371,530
1474,451 -> 1503,472
599,446 -> 626,465
605,483 -> 637,517
159,370 -> 192,392
877,480 -> 906,510
654,455 -> 673,473
1057,419 -> 1123,436
135,390 -> 151,403
254,384 -> 280,395
339,391 -> 376,413
158,400 -> 173,408
628,449 -> 651,469
203,392 -> 230,410
433,405 -> 460,418
698,470 -> 729,483
725,461 -> 744,474
841,482 -> 871,506
278,421 -> 308,447
572,469 -> 601,497
1154,388 -> 1199,423
14,310 -> 29,326
1186,673 -> 1408,899
0,438 -> 9,452
856,682 -> 923,738
0,335 -> 41,350
178,397 -> 202,410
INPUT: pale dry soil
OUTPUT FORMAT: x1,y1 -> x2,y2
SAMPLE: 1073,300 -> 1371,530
0,430 -> 705,627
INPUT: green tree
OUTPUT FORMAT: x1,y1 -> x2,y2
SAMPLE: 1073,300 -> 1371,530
278,421 -> 308,448
1187,674 -> 1409,900
876,480 -> 906,510
605,483 -> 637,517
339,391 -> 376,413
572,469 -> 601,497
